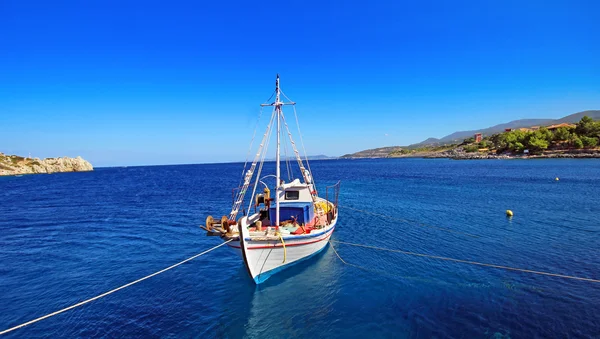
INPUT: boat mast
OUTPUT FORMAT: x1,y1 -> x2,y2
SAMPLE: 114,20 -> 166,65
259,74 -> 295,227
275,74 -> 281,227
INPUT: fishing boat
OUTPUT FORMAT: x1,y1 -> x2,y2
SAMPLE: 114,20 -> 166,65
202,75 -> 340,284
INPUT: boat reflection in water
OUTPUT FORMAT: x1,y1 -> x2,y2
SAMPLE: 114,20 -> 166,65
197,245 -> 342,337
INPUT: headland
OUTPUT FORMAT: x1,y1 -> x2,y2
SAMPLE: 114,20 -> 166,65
0,153 -> 93,176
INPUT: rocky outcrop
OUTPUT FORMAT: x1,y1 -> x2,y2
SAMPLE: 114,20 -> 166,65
439,148 -> 600,160
0,153 -> 93,176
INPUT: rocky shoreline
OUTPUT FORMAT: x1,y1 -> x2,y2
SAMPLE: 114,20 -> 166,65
343,148 -> 600,160
447,153 -> 600,160
391,148 -> 600,160
0,153 -> 93,176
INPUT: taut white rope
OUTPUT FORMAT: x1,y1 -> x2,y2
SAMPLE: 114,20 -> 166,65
0,240 -> 232,335
330,240 -> 600,284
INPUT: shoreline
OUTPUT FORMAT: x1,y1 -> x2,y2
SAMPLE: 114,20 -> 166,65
343,150 -> 600,160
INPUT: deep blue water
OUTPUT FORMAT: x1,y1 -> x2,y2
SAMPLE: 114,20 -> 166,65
1,159 -> 600,338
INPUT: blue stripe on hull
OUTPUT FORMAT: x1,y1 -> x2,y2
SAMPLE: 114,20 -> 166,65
253,241 -> 330,284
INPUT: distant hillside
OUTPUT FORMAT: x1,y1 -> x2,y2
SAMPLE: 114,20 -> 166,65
417,137 -> 441,145
411,110 -> 600,147
266,154 -> 337,161
341,146 -> 403,158
304,154 -> 337,160
342,110 -> 600,158
554,110 -> 600,124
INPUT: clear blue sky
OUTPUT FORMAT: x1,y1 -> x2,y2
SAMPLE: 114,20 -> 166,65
1,0 -> 599,166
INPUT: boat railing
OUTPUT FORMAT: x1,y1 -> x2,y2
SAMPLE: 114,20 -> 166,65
325,181 -> 341,223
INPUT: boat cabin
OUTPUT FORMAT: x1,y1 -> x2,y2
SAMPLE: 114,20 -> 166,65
269,179 -> 314,225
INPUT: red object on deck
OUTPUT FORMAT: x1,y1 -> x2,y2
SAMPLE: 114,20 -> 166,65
292,226 -> 312,235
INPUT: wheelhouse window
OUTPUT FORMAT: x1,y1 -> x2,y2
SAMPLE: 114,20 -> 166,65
285,190 -> 299,200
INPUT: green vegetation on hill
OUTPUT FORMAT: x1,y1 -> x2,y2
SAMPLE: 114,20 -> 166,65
389,144 -> 456,156
410,116 -> 600,156
485,116 -> 600,154
342,116 -> 600,159
410,109 -> 600,147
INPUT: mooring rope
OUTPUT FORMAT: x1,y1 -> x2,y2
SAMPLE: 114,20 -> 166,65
329,240 -> 600,284
329,240 -> 352,266
328,241 -> 549,293
329,240 -> 435,282
339,205 -> 480,238
0,240 -> 233,336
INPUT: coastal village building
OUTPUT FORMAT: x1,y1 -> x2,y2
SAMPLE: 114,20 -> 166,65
474,133 -> 482,143
504,123 -> 575,133
546,123 -> 575,130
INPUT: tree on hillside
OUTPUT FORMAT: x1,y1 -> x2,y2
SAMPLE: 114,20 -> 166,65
575,116 -> 596,136
483,116 -> 599,154
581,136 -> 599,148
478,140 -> 491,148
513,142 -> 525,152
570,134 -> 584,149
507,130 -> 527,150
464,145 -> 479,153
491,133 -> 508,151
537,127 -> 553,142
527,135 -> 549,152
592,121 -> 600,139
493,130 -> 529,152
553,127 -> 570,141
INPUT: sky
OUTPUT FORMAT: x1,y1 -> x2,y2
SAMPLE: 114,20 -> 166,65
1,0 -> 599,166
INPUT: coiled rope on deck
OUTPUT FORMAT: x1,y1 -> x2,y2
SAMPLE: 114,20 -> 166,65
277,233 -> 287,263
329,240 -> 600,284
0,240 -> 233,336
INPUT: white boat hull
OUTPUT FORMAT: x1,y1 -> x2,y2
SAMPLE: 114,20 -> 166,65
234,213 -> 337,283
204,75 -> 341,284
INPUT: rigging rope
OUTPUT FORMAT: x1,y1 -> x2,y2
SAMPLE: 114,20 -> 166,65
282,124 -> 292,181
339,205 -> 480,238
329,240 -> 600,284
0,240 -> 233,336
279,90 -> 315,186
237,106 -> 265,191
280,112 -> 308,177
279,112 -> 317,203
236,91 -> 274,192
232,109 -> 276,219
290,104 -> 316,190
247,108 -> 276,213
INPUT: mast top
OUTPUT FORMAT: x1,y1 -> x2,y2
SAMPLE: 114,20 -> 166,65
276,73 -> 280,90
261,74 -> 295,107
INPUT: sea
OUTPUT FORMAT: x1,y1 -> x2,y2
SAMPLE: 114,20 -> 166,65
1,158 -> 599,338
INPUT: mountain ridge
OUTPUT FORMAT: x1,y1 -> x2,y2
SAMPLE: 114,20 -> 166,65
343,110 -> 600,158
410,110 -> 600,147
